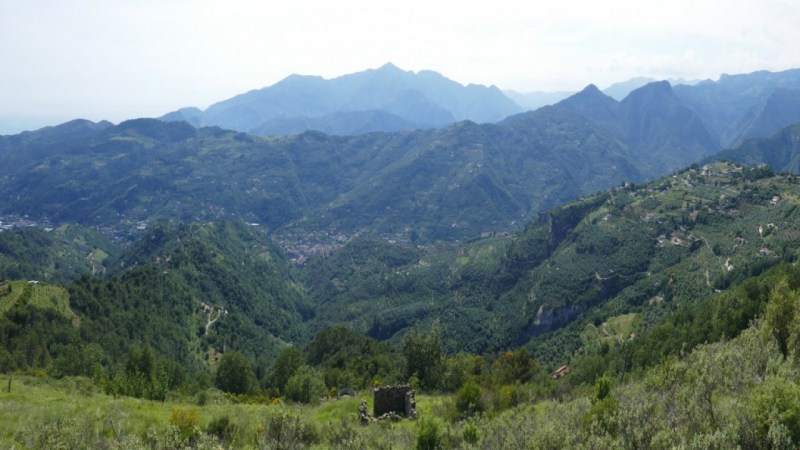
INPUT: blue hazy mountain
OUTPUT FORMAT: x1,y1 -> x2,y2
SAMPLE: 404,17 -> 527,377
160,63 -> 522,136
674,68 -> 800,147
502,89 -> 575,110
518,81 -> 719,173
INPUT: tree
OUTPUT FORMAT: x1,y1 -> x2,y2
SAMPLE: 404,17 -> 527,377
441,353 -> 484,393
271,346 -> 304,393
491,348 -> 539,385
402,325 -> 444,392
593,375 -> 613,404
284,365 -> 327,404
215,351 -> 257,395
763,279 -> 798,358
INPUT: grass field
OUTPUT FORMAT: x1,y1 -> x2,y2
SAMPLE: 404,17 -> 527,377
580,313 -> 640,348
0,375 -> 440,449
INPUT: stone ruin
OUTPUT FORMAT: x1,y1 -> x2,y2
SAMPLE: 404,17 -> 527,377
359,384 -> 419,425
373,384 -> 417,419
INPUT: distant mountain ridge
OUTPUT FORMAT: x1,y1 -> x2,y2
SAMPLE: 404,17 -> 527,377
502,80 -> 719,173
602,76 -> 700,100
0,116 -> 644,242
161,63 -> 522,136
674,68 -> 800,147
502,89 -> 574,110
156,65 -> 800,147
711,122 -> 800,173
726,88 -> 800,146
502,76 -> 700,111
5,67 -> 800,245
2,76 -> 765,243
521,69 -> 800,171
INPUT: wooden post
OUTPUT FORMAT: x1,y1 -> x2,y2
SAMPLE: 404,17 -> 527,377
7,375 -> 11,393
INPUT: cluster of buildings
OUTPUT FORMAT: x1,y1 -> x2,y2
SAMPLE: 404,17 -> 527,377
0,215 -> 51,232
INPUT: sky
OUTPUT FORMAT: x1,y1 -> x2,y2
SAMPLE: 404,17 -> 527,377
2,0 -> 800,134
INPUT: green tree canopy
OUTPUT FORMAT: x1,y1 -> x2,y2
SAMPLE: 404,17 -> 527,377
271,346 -> 304,393
763,278 -> 798,358
402,325 -> 444,392
214,351 -> 257,395
284,365 -> 327,404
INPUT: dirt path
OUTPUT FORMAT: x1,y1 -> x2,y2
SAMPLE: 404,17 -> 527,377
205,309 -> 222,333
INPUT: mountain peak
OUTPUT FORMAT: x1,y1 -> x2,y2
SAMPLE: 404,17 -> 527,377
562,84 -> 613,102
177,64 -> 520,134
621,81 -> 676,109
630,80 -> 673,96
376,62 -> 403,73
556,84 -> 619,121
580,84 -> 601,94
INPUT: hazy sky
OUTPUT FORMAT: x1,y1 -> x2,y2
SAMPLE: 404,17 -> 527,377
2,0 -> 799,134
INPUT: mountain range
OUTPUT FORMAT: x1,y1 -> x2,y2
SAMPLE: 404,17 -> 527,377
711,122 -> 800,172
503,76 -> 700,110
0,77 -> 728,244
7,63 -> 800,418
157,65 -> 800,159
0,115 -> 637,242
673,68 -> 800,147
161,63 -> 522,136
7,66 -> 800,244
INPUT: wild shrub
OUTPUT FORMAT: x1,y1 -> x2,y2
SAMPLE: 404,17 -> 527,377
747,377 -> 800,445
168,407 -> 200,441
14,418 -> 88,449
416,417 -> 445,450
455,379 -> 483,417
259,412 -> 320,450
582,397 -> 619,437
462,420 -> 479,445
206,415 -> 236,444
196,389 -> 209,406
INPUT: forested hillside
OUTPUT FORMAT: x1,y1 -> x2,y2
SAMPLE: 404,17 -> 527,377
306,162 -> 800,366
3,161 -> 800,377
712,122 -> 800,173
1,221 -> 311,384
4,253 -> 800,449
0,115 -> 645,242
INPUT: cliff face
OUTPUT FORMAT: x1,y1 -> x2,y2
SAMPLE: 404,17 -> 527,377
520,303 -> 588,340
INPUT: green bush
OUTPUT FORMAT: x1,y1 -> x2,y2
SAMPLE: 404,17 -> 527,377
168,407 -> 200,441
402,326 -> 444,392
748,377 -> 800,445
284,365 -> 327,404
261,413 -> 320,449
416,417 -> 445,450
214,351 -> 257,395
582,397 -> 619,436
593,375 -> 612,404
272,346 -> 304,392
462,421 -> 479,445
206,415 -> 236,444
455,380 -> 483,417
